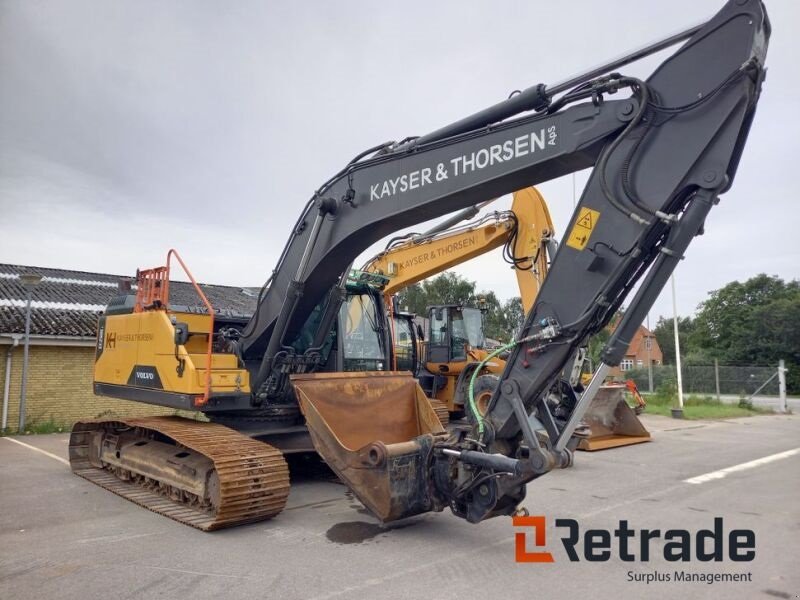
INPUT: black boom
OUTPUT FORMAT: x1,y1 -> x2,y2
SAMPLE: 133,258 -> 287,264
239,0 -> 768,522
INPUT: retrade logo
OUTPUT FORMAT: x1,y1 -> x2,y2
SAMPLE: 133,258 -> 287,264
513,516 -> 755,564
513,515 -> 554,563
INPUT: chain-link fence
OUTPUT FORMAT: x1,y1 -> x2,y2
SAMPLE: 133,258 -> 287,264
625,363 -> 780,397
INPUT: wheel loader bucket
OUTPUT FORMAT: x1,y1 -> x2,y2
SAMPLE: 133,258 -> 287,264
291,371 -> 447,522
578,384 -> 651,451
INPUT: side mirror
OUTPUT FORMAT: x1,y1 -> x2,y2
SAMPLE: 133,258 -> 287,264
435,308 -> 444,321
174,322 -> 189,346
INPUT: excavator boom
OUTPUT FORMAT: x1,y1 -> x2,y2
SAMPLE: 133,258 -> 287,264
287,0 -> 769,523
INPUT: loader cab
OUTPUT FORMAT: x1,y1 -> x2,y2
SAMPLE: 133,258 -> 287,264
425,304 -> 486,366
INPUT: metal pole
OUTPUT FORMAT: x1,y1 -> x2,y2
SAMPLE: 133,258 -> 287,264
714,358 -> 721,401
18,289 -> 33,431
646,313 -> 654,393
778,360 -> 788,414
671,275 -> 684,418
572,173 -> 577,209
2,346 -> 10,430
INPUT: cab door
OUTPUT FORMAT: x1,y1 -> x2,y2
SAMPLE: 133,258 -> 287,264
391,313 -> 418,374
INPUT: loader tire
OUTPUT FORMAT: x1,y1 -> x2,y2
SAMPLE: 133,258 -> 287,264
467,374 -> 499,426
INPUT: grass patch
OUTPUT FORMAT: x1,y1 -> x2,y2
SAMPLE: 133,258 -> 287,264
1,417 -> 70,436
642,386 -> 771,420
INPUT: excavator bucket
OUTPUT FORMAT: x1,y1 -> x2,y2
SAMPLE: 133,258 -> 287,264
291,371 -> 447,522
578,384 -> 651,451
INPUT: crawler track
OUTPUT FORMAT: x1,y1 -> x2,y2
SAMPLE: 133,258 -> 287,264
69,416 -> 290,531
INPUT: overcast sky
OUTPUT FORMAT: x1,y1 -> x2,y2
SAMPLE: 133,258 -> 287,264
1,0 -> 796,323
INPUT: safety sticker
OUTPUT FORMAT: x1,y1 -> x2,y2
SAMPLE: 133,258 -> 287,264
566,207 -> 600,251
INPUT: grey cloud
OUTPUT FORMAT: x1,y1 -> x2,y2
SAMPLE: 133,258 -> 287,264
1,0 -> 797,322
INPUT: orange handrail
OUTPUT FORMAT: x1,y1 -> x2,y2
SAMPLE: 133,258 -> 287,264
166,249 -> 214,406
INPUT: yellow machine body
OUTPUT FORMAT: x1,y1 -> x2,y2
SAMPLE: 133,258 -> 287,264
373,219 -> 513,296
94,309 -> 250,409
511,187 -> 555,312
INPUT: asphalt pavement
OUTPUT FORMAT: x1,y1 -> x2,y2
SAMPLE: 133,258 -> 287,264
1,413 -> 798,600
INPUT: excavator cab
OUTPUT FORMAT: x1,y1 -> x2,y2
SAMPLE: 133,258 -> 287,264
337,289 -> 390,372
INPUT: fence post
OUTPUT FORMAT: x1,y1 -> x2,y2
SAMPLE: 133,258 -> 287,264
714,358 -> 720,401
778,360 -> 788,413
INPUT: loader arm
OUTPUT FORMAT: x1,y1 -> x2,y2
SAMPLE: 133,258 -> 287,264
253,0 -> 767,522
362,187 -> 554,309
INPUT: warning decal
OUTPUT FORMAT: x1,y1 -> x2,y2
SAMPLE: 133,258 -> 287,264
566,207 -> 600,251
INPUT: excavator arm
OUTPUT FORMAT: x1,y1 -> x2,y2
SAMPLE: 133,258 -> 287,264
285,0 -> 769,523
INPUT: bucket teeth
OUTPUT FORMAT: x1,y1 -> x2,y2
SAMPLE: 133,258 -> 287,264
69,416 -> 290,531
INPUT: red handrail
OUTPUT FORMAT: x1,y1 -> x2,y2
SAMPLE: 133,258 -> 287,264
166,249 -> 214,406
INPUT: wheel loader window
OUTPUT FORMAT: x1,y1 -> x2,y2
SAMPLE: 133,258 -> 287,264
461,308 -> 486,350
449,310 -> 468,361
429,310 -> 448,346
339,293 -> 386,371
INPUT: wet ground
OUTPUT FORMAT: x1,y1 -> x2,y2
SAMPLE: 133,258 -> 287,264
1,413 -> 798,600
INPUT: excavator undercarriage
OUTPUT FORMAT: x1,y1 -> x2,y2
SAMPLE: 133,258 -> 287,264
69,417 -> 290,530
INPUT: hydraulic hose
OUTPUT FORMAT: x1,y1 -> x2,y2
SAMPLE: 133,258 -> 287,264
467,340 -> 518,437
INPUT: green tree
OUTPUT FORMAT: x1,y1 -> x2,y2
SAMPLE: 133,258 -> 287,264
653,316 -> 697,365
395,274 -> 524,342
396,273 -> 477,316
691,274 -> 800,391
477,290 -> 507,342
502,296 -> 525,339
692,274 -> 798,359
586,328 -> 611,372
396,283 -> 427,315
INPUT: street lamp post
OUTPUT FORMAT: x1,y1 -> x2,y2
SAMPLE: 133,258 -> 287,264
18,272 -> 42,431
646,313 -> 654,393
671,274 -> 684,419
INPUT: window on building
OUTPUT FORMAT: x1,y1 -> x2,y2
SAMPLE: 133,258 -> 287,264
620,358 -> 634,371
637,360 -> 643,368
645,336 -> 653,350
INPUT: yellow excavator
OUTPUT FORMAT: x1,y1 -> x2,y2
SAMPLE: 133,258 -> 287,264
68,2 -> 767,530
363,187 -> 649,451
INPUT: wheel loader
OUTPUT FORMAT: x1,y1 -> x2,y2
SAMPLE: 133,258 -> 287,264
364,187 -> 650,449
69,0 -> 768,530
